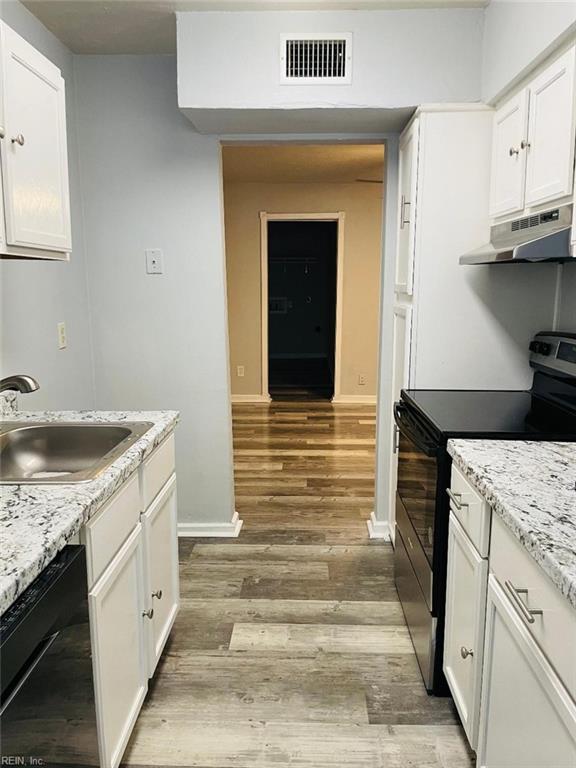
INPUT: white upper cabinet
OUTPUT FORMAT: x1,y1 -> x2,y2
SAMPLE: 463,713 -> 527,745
488,91 -> 529,218
525,47 -> 576,208
489,45 -> 576,220
0,21 -> 71,258
395,118 -> 419,295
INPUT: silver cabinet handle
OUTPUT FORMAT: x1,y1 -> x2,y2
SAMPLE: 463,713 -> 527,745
460,646 -> 474,659
142,608 -> 154,619
446,488 -> 468,510
0,127 -> 5,140
152,589 -> 163,600
509,146 -> 519,156
504,580 -> 542,625
520,140 -> 531,150
392,426 -> 400,454
11,134 -> 25,146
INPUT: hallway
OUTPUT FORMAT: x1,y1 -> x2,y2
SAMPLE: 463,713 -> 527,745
124,401 -> 473,767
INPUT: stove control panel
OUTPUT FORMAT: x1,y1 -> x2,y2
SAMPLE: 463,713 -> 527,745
530,332 -> 576,378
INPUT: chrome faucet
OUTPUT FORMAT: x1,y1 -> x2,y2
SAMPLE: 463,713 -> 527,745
0,375 -> 40,393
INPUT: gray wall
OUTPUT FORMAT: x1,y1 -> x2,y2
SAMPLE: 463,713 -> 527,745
481,0 -> 576,102
73,55 -> 236,527
0,0 -> 94,410
177,9 -> 483,110
559,264 -> 576,330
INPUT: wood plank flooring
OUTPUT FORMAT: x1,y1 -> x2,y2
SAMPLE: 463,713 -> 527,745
123,400 -> 474,767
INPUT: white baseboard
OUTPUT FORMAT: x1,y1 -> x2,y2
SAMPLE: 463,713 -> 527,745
332,394 -> 377,405
231,394 -> 271,404
178,511 -> 243,538
367,511 -> 391,540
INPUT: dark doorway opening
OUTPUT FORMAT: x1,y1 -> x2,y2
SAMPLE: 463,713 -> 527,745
268,220 -> 338,400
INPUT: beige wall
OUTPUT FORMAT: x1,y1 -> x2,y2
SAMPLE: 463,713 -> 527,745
224,180 -> 383,398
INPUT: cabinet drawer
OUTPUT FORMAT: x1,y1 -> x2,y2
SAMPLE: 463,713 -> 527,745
448,464 -> 491,557
490,513 -> 576,700
84,473 -> 141,588
141,434 -> 175,509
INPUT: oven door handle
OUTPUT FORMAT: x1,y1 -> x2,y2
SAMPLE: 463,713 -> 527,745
393,402 -> 439,456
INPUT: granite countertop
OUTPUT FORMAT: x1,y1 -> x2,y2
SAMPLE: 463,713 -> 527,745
447,439 -> 576,609
0,409 -> 179,615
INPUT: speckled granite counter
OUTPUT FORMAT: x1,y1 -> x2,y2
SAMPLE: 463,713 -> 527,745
0,410 -> 179,615
447,439 -> 576,609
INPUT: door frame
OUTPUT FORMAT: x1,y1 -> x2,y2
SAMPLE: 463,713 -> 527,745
259,211 -> 345,401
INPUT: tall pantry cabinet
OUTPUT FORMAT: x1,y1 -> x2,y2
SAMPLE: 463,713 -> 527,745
386,106 -> 494,535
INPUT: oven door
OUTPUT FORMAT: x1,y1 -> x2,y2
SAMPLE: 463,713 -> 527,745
393,401 -> 440,610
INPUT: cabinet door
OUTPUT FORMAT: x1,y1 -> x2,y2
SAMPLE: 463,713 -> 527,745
141,473 -> 180,676
0,155 -> 6,251
443,514 -> 488,750
477,575 -> 576,768
395,118 -> 419,294
387,305 -> 412,532
525,47 -> 576,208
89,524 -> 148,768
0,22 -> 71,252
488,90 -> 529,218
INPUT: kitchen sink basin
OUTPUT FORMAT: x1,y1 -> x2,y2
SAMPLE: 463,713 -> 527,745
0,421 -> 153,484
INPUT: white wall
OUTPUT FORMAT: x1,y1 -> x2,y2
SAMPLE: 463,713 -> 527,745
177,9 -> 483,110
481,1 -> 576,103
73,55 -> 236,529
0,0 -> 94,410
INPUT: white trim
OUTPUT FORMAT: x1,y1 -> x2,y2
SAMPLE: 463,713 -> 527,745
178,511 -> 243,538
231,394 -> 272,404
332,394 -> 377,404
367,511 -> 391,540
260,211 -> 345,401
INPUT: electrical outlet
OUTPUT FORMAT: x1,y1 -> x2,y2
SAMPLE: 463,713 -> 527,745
237,365 -> 245,378
57,322 -> 67,350
358,374 -> 366,386
145,248 -> 164,274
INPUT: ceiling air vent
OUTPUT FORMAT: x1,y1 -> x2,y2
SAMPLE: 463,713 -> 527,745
280,33 -> 352,85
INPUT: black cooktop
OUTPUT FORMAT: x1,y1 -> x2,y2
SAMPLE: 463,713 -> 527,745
402,386 -> 576,440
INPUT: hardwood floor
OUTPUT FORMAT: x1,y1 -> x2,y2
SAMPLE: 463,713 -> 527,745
123,400 -> 474,767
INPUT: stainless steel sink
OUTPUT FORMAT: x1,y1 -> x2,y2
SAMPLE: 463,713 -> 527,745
0,421 -> 153,484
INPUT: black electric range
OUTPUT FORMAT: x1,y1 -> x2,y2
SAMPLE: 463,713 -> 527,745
392,331 -> 576,694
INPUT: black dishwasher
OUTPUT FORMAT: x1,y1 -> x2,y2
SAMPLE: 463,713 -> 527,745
0,545 -> 99,767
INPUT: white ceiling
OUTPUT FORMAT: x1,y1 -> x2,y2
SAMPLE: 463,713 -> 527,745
222,143 -> 385,183
22,0 -> 489,54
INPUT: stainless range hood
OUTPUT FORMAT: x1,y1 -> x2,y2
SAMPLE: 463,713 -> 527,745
460,204 -> 573,265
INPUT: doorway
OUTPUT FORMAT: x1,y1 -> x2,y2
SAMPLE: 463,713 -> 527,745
267,220 -> 338,400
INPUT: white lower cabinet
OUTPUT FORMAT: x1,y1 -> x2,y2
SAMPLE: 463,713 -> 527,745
88,524 -> 148,768
141,473 -> 180,676
445,466 -> 576,766
83,433 -> 179,768
477,576 -> 576,768
443,513 -> 488,749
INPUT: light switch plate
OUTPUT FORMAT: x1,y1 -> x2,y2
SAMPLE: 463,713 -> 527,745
237,365 -> 245,378
57,322 -> 67,350
146,248 -> 164,274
